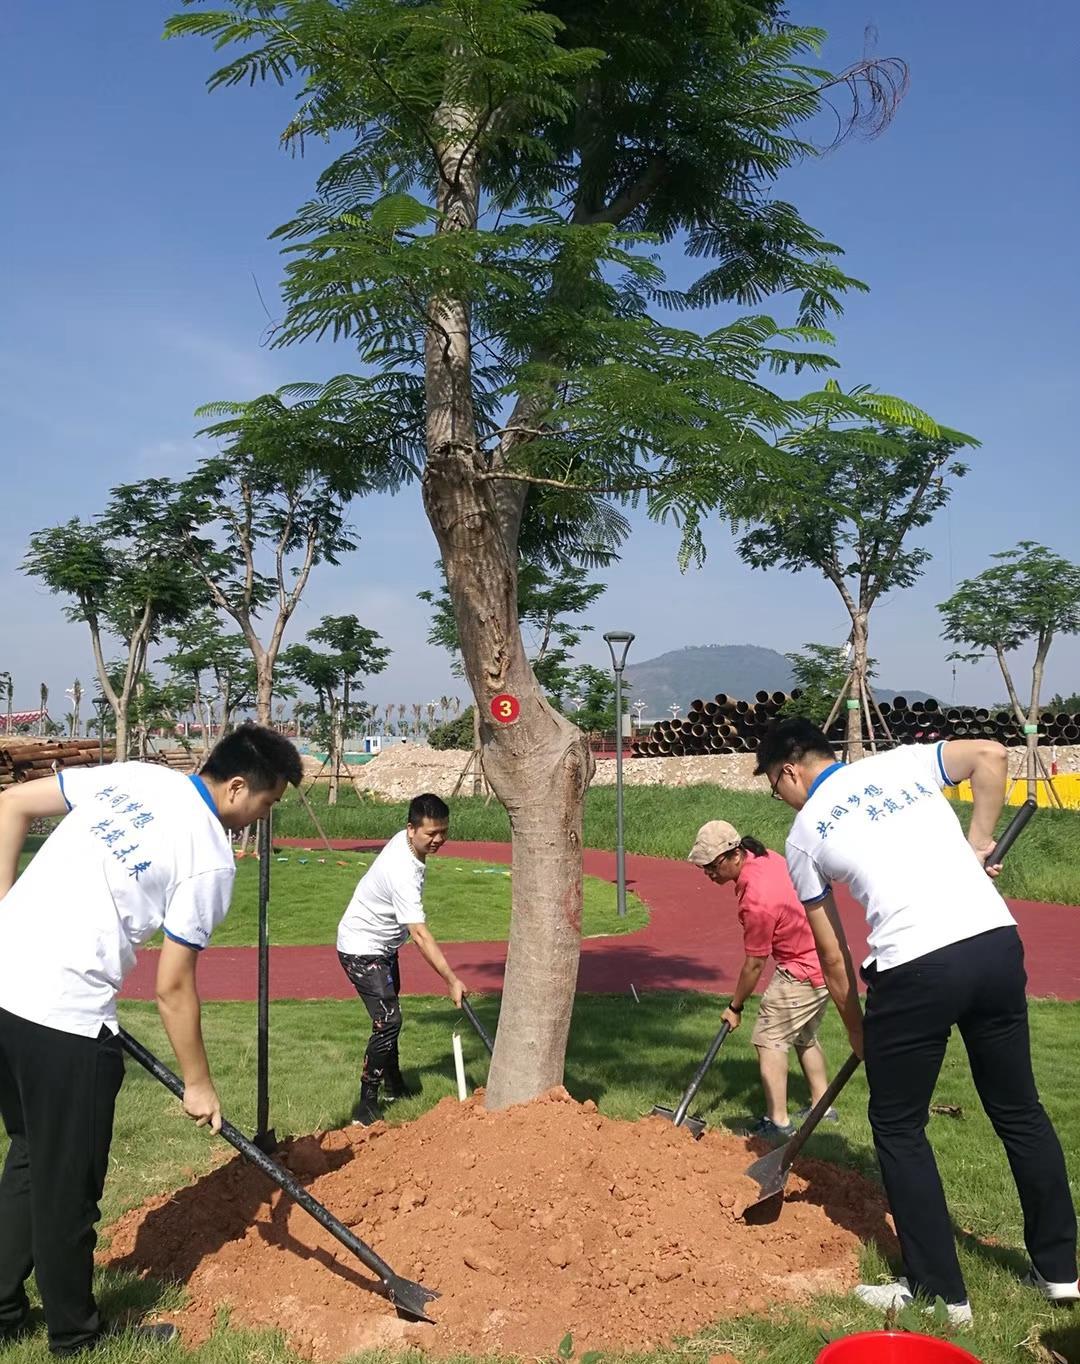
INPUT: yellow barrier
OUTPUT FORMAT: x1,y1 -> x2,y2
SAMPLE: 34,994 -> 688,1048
946,774 -> 1080,811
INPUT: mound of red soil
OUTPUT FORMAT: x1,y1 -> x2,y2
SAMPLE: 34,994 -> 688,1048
102,1090 -> 893,1360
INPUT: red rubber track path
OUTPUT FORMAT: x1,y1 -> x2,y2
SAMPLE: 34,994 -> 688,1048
121,839 -> 1080,1003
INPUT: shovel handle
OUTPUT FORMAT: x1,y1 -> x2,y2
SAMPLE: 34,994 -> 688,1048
672,1021 -> 731,1128
460,998 -> 494,1055
118,1028 -> 400,1286
987,798 -> 1037,866
779,1050 -> 862,1174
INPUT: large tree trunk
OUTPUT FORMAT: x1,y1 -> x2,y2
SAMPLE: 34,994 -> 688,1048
424,454 -> 594,1110
420,83 -> 594,1108
255,657 -> 273,726
328,692 -> 342,807
845,612 -> 870,761
1025,633 -> 1053,804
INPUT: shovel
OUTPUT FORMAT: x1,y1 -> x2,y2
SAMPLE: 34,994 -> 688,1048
743,798 -> 1038,1220
119,1029 -> 440,1323
987,797 -> 1036,864
460,997 -> 494,1055
742,1050 -> 862,1221
650,1019 -> 732,1138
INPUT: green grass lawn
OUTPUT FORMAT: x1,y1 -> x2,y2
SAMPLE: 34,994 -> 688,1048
213,852 -> 647,945
2,996 -> 1077,1364
273,783 -> 1080,907
12,844 -> 646,946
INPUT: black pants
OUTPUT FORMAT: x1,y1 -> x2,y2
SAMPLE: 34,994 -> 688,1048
0,1007 -> 125,1354
863,926 -> 1076,1304
338,952 -> 403,1099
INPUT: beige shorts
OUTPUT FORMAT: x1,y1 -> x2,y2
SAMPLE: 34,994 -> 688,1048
751,969 -> 830,1051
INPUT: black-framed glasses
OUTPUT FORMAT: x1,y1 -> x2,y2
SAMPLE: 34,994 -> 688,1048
769,766 -> 787,800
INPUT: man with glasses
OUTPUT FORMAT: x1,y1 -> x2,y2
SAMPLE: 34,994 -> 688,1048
755,717 -> 1077,1327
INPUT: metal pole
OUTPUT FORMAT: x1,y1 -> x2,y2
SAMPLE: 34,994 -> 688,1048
614,666 -> 626,918
254,811 -> 275,1151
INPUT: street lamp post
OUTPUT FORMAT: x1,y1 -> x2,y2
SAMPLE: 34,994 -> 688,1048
603,631 -> 635,918
93,699 -> 110,765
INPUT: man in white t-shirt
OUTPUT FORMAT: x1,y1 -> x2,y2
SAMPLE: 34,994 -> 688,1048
755,718 -> 1077,1326
0,725 -> 300,1356
337,792 -> 466,1126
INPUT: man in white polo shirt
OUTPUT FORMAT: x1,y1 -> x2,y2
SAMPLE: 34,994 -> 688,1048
756,717 -> 1077,1325
337,792 -> 466,1126
0,724 -> 300,1356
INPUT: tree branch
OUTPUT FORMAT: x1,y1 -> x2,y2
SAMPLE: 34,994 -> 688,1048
994,643 -> 1027,726
575,155 -> 668,227
865,463 -> 940,611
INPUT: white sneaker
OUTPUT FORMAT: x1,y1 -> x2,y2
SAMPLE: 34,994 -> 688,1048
855,1279 -> 914,1313
855,1279 -> 973,1327
1026,1267 -> 1080,1303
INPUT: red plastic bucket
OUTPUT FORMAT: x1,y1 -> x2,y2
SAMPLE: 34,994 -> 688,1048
816,1332 -> 982,1363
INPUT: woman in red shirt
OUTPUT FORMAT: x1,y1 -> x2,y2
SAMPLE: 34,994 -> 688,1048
688,819 -> 836,1139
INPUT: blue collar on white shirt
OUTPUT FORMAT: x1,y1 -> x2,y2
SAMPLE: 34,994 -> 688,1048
807,761 -> 845,800
188,773 -> 218,816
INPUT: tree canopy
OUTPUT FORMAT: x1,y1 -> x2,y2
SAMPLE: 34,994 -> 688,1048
171,0 -> 937,1105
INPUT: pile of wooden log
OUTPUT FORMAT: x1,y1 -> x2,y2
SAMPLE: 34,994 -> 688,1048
0,738 -> 115,789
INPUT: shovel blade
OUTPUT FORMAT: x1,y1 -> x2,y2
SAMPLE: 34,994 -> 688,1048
385,1274 -> 440,1324
741,1145 -> 790,1218
649,1105 -> 706,1139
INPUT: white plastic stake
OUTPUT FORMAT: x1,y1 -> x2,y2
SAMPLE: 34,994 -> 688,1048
452,1031 -> 467,1101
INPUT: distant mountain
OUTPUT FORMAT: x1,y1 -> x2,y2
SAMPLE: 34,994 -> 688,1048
623,644 -> 931,718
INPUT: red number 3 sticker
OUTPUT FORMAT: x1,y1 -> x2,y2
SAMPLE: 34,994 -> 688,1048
490,693 -> 521,724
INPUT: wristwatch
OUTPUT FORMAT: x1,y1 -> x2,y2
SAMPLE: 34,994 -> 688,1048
728,1000 -> 744,1014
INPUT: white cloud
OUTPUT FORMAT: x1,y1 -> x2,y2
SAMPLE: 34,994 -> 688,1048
153,322 -> 283,395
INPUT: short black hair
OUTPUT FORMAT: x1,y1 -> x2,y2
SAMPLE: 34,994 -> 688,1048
408,792 -> 450,826
754,717 -> 836,776
200,723 -> 303,791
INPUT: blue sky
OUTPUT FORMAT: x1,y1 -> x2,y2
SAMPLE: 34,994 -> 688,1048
4,1 -> 1078,717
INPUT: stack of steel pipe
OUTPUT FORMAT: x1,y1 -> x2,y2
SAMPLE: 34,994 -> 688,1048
634,690 -> 802,756
874,699 -> 1080,747
633,693 -> 1080,757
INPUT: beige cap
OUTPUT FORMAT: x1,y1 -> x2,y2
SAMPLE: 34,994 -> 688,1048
687,820 -> 742,866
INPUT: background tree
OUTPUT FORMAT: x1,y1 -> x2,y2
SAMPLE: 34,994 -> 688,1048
733,424 -> 972,758
116,389 -> 383,723
428,705 -> 476,751
0,673 -> 11,734
174,0 -> 930,1106
308,614 -> 390,802
283,615 -> 389,802
780,642 -> 877,727
38,683 -> 48,737
560,664 -> 621,734
24,506 -> 195,757
164,608 -> 258,751
938,542 -> 1080,800
129,671 -> 196,753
